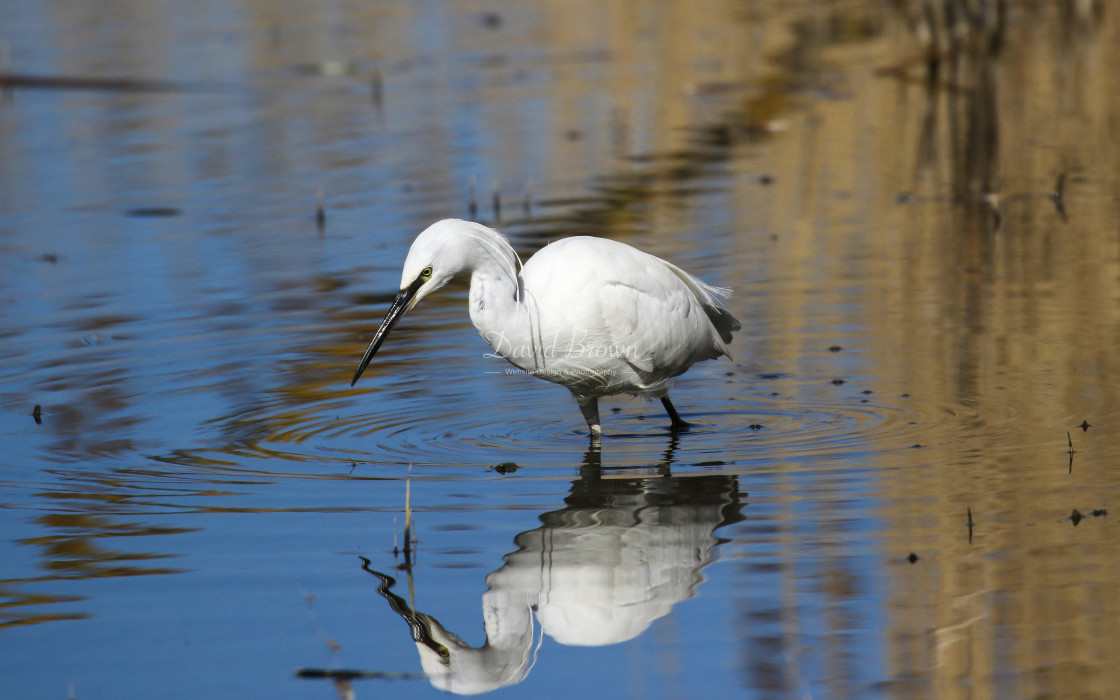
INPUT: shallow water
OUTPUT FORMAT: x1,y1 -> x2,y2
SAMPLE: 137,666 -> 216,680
3,1 -> 1120,698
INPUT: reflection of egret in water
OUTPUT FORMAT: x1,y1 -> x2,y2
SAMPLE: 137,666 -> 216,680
365,451 -> 744,694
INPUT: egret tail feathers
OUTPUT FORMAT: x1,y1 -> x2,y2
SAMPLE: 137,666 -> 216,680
662,261 -> 741,346
704,304 -> 741,344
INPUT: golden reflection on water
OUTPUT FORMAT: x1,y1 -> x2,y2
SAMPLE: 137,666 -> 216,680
1,504 -> 192,630
747,4 -> 1120,698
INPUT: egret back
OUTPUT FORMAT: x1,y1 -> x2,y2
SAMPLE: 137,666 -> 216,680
516,236 -> 738,396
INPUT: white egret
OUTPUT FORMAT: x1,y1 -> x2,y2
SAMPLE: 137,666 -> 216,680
351,219 -> 739,439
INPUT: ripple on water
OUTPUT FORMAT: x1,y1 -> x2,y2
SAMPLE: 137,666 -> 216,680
175,377 -> 938,478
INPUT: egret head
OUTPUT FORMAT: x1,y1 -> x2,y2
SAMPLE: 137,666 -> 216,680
397,220 -> 475,306
350,220 -> 475,387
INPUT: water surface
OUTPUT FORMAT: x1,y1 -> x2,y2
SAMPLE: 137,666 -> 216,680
3,2 -> 1120,698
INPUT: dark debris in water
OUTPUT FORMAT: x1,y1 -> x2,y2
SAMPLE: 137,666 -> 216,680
491,462 -> 519,475
907,553 -> 919,564
831,378 -> 846,385
78,333 -> 115,347
0,72 -> 227,93
1070,508 -> 1108,527
829,345 -> 843,352
692,460 -> 725,467
1080,420 -> 1091,431
295,667 -> 425,681
749,424 -> 763,430
125,207 -> 181,218
479,11 -> 503,29
32,404 -> 41,424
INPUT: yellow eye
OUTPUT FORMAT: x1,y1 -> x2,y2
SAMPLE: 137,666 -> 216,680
421,266 -> 433,278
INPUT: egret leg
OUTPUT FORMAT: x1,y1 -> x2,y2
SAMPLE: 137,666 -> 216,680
574,394 -> 602,442
661,396 -> 690,432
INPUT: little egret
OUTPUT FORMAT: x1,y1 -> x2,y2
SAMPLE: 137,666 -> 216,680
350,219 -> 740,439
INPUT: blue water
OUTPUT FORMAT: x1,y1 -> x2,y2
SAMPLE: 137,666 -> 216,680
4,2 -> 1120,699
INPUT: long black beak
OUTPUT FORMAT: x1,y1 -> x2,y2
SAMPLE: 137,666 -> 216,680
350,284 -> 420,387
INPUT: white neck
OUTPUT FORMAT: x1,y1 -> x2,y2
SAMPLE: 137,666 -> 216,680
458,228 -> 543,370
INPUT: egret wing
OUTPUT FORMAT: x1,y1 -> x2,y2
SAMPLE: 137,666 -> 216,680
596,259 -> 721,384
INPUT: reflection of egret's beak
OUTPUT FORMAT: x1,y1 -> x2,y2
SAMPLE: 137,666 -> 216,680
360,560 -> 451,662
351,280 -> 423,386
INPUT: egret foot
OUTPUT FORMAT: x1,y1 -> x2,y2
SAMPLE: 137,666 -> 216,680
588,423 -> 602,448
575,394 -> 603,442
661,396 -> 691,432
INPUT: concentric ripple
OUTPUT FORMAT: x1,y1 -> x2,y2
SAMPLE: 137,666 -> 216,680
167,371 -> 955,478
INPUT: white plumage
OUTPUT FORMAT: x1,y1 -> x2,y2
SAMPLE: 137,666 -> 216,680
351,219 -> 739,440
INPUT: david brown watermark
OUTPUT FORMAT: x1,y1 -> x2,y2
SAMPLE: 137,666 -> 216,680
494,367 -> 618,379
482,329 -> 639,362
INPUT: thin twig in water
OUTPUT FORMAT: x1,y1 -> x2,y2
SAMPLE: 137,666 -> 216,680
1049,172 -> 1068,222
1067,431 -> 1076,474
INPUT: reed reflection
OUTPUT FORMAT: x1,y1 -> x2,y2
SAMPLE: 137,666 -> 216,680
2,506 -> 193,630
363,450 -> 744,694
